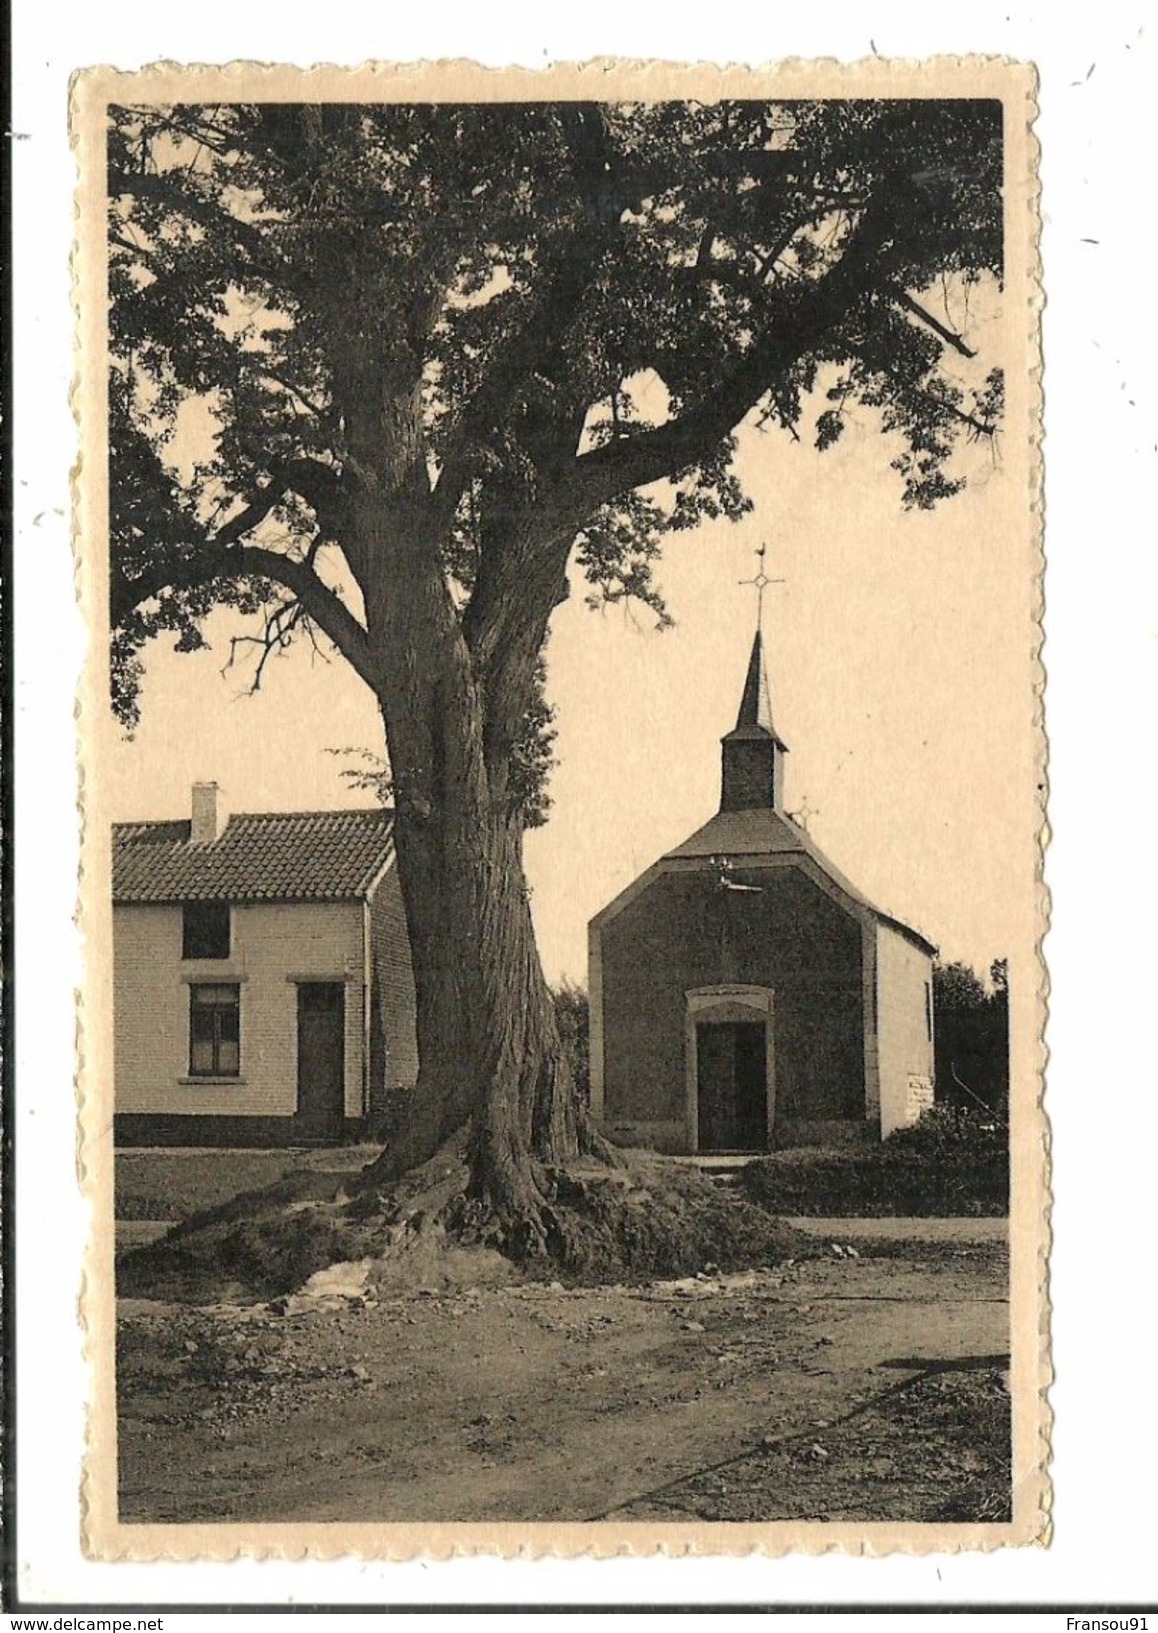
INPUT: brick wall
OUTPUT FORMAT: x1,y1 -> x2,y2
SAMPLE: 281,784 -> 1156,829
597,862 -> 865,1148
876,922 -> 935,1136
113,899 -> 366,1121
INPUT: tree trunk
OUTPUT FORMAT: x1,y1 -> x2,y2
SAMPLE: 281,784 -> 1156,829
357,617 -> 600,1242
363,750 -> 596,1235
330,360 -> 603,1239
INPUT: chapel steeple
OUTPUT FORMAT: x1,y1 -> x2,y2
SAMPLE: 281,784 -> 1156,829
720,628 -> 789,812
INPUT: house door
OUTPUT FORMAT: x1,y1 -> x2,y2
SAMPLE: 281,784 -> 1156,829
296,983 -> 346,1141
697,1020 -> 769,1153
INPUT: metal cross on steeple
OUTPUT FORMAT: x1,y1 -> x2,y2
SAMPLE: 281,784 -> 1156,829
739,543 -> 786,631
787,794 -> 818,833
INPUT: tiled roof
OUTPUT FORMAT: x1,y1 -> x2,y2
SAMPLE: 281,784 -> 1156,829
663,806 -> 936,954
112,808 -> 395,904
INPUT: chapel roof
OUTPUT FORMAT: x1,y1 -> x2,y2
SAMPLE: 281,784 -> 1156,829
112,807 -> 395,904
664,804 -> 936,954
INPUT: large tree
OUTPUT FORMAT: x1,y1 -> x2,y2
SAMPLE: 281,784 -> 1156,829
108,97 -> 1004,1239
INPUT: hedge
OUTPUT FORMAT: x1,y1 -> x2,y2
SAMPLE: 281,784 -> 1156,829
739,1108 -> 1008,1217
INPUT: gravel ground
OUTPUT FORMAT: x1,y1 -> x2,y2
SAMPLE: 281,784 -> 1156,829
117,1237 -> 1009,1525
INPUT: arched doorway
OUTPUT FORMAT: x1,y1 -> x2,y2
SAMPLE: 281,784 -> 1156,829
685,985 -> 775,1153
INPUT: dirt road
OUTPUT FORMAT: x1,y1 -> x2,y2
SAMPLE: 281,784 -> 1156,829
117,1236 -> 1008,1525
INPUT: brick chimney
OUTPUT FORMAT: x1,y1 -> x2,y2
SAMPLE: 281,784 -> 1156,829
191,782 -> 220,844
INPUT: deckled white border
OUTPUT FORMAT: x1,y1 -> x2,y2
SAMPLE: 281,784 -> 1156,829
13,1 -> 1157,1608
72,51 -> 1044,1568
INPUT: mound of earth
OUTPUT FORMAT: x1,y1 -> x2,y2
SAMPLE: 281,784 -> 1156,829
116,1143 -> 813,1306
536,1158 -> 809,1285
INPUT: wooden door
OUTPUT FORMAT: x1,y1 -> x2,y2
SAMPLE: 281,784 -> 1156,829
296,982 -> 346,1141
697,1020 -> 768,1153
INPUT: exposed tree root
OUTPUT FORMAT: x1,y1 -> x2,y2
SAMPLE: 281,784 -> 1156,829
118,1140 -> 813,1307
576,1119 -> 628,1168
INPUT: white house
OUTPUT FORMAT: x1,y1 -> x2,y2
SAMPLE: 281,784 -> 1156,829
112,783 -> 418,1146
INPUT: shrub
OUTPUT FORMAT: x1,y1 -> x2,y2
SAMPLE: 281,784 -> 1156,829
885,1104 -> 1007,1161
739,1107 -> 1008,1217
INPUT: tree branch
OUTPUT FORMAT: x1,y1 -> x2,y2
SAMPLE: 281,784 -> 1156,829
461,201 -> 909,690
112,479 -> 376,689
267,455 -> 346,526
222,597 -> 311,694
939,397 -> 999,440
565,205 -> 893,518
890,286 -> 977,359
233,544 -> 375,687
260,370 -> 332,421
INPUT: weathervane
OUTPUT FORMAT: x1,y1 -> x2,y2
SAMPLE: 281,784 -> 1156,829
740,542 -> 786,631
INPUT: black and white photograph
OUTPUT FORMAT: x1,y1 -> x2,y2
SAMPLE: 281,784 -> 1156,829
71,58 -> 1044,1554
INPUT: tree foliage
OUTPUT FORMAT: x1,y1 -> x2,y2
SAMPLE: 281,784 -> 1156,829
933,959 -> 1010,1115
552,980 -> 591,1105
109,97 -> 1004,760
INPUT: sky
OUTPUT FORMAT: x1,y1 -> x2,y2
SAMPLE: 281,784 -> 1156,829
104,308 -> 1036,990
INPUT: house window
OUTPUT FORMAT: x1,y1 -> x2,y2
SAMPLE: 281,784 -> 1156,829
183,901 -> 230,960
189,983 -> 241,1077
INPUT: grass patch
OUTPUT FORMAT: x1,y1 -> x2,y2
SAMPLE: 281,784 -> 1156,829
114,1146 -> 378,1223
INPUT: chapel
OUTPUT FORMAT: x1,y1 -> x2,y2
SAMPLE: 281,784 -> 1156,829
588,629 -> 937,1155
